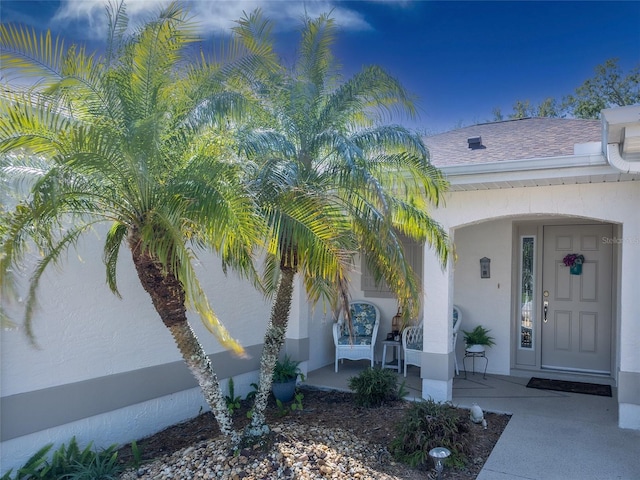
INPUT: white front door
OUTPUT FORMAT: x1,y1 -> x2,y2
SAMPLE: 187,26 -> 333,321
541,225 -> 613,374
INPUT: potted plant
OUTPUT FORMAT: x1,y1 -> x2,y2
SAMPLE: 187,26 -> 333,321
272,354 -> 305,402
462,325 -> 496,353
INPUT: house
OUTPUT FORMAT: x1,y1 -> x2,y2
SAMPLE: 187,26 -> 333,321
417,106 -> 640,432
2,105 -> 639,474
305,106 -> 640,429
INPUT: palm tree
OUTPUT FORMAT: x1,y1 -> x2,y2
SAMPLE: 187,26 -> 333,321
0,1 -> 263,442
231,12 -> 450,439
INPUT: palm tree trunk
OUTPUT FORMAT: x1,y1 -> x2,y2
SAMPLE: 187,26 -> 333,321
246,265 -> 296,437
128,237 -> 238,443
166,320 -> 238,444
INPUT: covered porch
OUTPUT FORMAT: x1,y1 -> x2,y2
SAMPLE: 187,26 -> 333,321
303,359 -> 618,414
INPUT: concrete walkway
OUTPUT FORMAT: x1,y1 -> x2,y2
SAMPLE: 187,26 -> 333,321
304,362 -> 640,479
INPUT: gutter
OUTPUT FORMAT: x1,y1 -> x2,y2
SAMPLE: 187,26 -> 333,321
437,150 -> 634,189
606,143 -> 640,174
601,105 -> 640,174
438,153 -> 606,177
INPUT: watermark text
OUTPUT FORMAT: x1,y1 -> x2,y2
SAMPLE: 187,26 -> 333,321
602,236 -> 640,245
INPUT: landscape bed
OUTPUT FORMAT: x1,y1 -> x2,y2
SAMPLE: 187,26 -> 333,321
117,387 -> 510,479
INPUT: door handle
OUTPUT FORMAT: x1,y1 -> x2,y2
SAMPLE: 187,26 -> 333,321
543,300 -> 549,323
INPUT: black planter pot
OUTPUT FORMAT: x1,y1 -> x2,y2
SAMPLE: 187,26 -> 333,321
272,379 -> 297,402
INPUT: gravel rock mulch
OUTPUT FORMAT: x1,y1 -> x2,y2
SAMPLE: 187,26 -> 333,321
121,422 -> 418,480
118,387 -> 510,480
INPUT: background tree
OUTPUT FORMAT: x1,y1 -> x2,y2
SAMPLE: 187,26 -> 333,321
509,99 -> 535,119
506,97 -> 560,119
230,11 -> 450,440
492,58 -> 639,122
535,97 -> 560,118
0,1 -> 263,443
562,58 -> 640,119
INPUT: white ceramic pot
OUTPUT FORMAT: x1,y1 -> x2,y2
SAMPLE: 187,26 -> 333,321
466,344 -> 486,353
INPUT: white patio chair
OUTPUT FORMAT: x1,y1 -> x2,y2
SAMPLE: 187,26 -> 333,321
402,305 -> 462,377
402,322 -> 423,377
453,305 -> 462,375
333,301 -> 380,372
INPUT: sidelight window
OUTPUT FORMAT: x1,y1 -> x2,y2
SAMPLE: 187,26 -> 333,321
519,236 -> 535,349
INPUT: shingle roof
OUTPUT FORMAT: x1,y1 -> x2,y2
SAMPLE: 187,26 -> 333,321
424,117 -> 601,167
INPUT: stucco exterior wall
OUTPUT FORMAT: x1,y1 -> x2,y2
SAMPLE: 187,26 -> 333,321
0,232 -> 272,474
306,293 -> 337,371
453,219 -> 513,375
2,237 -> 270,395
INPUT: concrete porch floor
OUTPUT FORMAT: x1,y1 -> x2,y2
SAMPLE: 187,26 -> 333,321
303,361 -> 640,480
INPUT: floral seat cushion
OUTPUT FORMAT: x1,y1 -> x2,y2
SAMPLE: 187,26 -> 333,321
337,302 -> 377,344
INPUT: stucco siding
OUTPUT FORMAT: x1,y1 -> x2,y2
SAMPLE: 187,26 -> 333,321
1,235 -> 271,395
434,181 -> 636,227
453,220 -> 513,375
0,232 -> 273,474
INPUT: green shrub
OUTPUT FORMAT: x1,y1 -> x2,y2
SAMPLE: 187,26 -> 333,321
63,445 -> 122,480
1,437 -> 122,480
0,444 -> 52,480
348,367 -> 401,407
245,382 -> 259,402
275,391 -> 304,416
273,355 -> 304,383
130,440 -> 142,470
225,377 -> 242,414
390,399 -> 472,469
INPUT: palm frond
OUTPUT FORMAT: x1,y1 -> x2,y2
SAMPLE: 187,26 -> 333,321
105,0 -> 129,67
297,13 -> 337,95
21,226 -> 88,344
118,3 -> 195,121
261,189 -> 355,301
104,221 -> 128,297
0,23 -> 67,86
0,90 -> 72,155
231,9 -> 277,61
235,129 -> 297,160
351,125 -> 428,157
320,65 -> 418,128
356,222 -> 422,317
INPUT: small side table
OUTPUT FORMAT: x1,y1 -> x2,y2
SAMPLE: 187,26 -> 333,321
382,340 -> 402,373
463,345 -> 488,379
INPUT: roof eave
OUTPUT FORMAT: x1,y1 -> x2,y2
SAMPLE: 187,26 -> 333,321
438,153 -> 640,190
438,152 -> 607,177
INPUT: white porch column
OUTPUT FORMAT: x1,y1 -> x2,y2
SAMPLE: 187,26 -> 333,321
283,277 -> 311,373
618,226 -> 640,430
420,241 -> 455,402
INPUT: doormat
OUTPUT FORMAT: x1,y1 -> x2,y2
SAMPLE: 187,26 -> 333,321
526,377 -> 612,397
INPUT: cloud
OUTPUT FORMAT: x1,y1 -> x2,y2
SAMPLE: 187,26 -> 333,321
192,1 -> 371,34
51,0 -> 373,41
